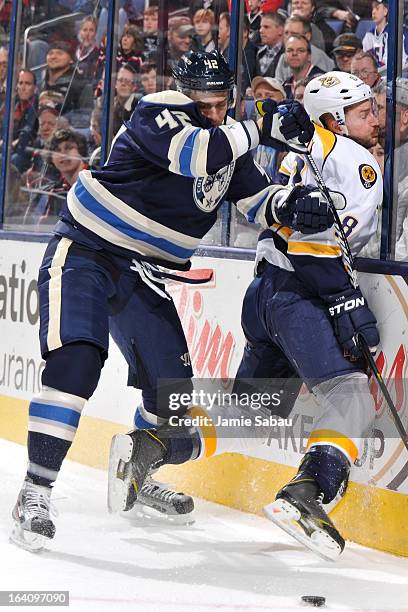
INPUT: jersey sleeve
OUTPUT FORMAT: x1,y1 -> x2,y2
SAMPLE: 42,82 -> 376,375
270,136 -> 383,300
122,91 -> 260,178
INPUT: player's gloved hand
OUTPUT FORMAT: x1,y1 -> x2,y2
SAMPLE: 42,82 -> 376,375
269,185 -> 344,234
256,98 -> 288,151
327,288 -> 380,359
256,99 -> 315,153
278,101 -> 315,148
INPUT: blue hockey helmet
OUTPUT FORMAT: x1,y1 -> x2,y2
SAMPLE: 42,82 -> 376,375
172,50 -> 236,107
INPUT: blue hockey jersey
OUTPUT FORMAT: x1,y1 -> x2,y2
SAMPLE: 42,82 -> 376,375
57,90 -> 274,269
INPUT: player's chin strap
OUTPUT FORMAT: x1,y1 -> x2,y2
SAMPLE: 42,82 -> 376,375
130,260 -> 213,300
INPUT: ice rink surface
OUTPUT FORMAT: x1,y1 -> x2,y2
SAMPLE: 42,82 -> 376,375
1,438 -> 407,612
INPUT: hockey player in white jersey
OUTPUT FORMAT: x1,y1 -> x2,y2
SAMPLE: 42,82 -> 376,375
11,50 -> 340,551
112,71 -> 383,560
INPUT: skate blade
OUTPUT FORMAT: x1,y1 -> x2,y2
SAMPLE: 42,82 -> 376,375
264,499 -> 342,562
107,434 -> 134,514
121,503 -> 195,526
9,523 -> 47,553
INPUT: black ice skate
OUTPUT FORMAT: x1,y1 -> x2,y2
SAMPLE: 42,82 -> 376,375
10,477 -> 56,552
264,477 -> 345,561
108,430 -> 194,522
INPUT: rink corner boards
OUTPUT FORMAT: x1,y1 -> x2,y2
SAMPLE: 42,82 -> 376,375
1,393 -> 407,558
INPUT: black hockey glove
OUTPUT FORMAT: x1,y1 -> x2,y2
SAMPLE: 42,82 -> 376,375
256,98 -> 287,151
278,101 -> 315,146
267,185 -> 341,234
256,99 -> 315,153
328,288 -> 380,359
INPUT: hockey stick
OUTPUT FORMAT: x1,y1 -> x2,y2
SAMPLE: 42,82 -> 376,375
299,146 -> 408,452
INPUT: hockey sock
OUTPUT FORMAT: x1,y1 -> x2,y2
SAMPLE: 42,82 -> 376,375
27,387 -> 86,487
158,422 -> 201,465
297,445 -> 350,504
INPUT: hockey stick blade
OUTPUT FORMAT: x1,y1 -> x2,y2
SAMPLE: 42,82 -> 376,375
357,334 -> 408,452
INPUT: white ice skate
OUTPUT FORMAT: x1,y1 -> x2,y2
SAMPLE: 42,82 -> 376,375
10,477 -> 56,553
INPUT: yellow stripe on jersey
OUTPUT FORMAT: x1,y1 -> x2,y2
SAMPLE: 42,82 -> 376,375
307,429 -> 359,463
187,406 -> 217,458
288,241 -> 341,257
279,162 -> 291,176
314,123 -> 337,164
271,223 -> 294,241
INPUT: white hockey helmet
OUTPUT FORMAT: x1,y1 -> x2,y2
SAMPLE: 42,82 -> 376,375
304,71 -> 373,130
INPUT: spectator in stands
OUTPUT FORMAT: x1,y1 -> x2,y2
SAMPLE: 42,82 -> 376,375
118,24 -> 144,73
314,0 -> 358,32
218,12 -> 230,62
42,41 -> 90,115
26,103 -> 68,193
140,62 -> 157,95
255,12 -> 285,78
252,75 -> 286,103
26,128 -> 87,227
76,15 -> 99,83
275,15 -> 334,83
168,18 -> 194,67
293,77 -> 309,104
291,0 -> 336,54
283,33 -> 323,98
332,33 -> 362,72
351,50 -> 381,88
189,0 -> 228,20
242,17 -> 258,92
143,6 -> 159,61
88,106 -> 102,155
368,79 -> 385,175
192,9 -> 216,53
112,64 -> 141,135
11,69 -> 38,173
362,0 -> 389,68
248,0 -> 262,44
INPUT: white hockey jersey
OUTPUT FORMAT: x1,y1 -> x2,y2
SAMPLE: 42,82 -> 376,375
240,124 -> 383,299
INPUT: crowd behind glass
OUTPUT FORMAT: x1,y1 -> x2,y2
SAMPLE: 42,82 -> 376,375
0,0 -> 407,258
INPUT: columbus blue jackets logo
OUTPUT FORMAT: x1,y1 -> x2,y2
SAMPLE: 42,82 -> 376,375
193,162 -> 235,213
359,164 -> 377,189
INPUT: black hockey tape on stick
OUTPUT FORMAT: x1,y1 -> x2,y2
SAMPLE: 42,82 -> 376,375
357,334 -> 408,453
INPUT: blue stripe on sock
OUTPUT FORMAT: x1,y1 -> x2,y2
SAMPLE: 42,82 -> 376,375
29,402 -> 81,428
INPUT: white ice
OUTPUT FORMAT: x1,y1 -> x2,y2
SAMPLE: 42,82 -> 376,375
1,438 -> 407,612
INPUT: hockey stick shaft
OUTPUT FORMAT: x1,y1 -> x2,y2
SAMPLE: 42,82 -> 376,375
303,150 -> 408,450
302,151 -> 359,290
357,334 -> 408,452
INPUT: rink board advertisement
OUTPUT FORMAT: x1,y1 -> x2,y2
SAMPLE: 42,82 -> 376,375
0,239 -> 407,555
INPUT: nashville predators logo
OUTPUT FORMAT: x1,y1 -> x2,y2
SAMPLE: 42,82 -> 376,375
359,164 -> 377,189
319,75 -> 341,88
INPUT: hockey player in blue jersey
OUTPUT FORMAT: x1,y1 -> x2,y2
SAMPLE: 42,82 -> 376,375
108,71 -> 383,561
11,50 -> 339,550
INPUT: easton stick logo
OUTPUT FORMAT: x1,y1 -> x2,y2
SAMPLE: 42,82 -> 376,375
328,296 -> 365,316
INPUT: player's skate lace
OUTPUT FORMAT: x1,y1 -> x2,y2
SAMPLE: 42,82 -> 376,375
23,481 -> 58,521
316,491 -> 324,506
140,480 -> 178,503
